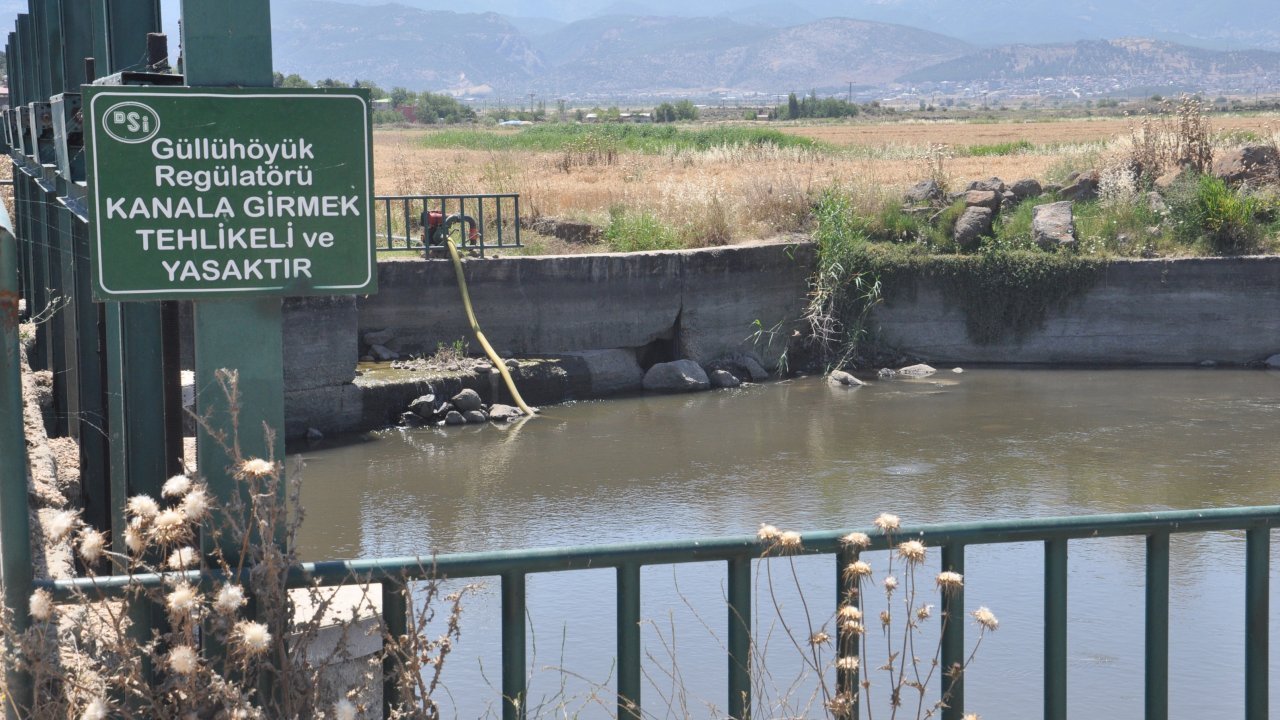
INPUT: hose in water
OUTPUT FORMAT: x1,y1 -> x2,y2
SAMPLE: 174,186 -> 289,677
445,239 -> 535,417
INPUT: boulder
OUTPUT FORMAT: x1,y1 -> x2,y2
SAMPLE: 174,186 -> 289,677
306,427 -> 325,442
559,349 -> 645,395
709,369 -> 741,389
1001,190 -> 1018,208
407,394 -> 437,417
828,370 -> 865,387
904,179 -> 944,205
1266,354 -> 1280,369
363,329 -> 395,347
450,389 -> 483,413
1032,201 -> 1077,249
953,207 -> 993,250
529,216 -> 603,244
444,411 -> 466,426
965,177 -> 1007,194
1146,191 -> 1168,214
399,412 -> 428,427
963,189 -> 1001,212
488,404 -> 523,421
369,344 -> 399,362
642,360 -> 710,393
464,410 -> 488,424
708,353 -> 770,382
1212,145 -> 1279,185
1059,171 -> 1100,202
1009,178 -> 1043,200
897,364 -> 937,378
877,368 -> 896,379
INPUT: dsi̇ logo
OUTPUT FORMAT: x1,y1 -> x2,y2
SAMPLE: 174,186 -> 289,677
101,102 -> 161,144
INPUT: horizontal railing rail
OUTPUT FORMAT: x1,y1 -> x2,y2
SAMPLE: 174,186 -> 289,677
39,505 -> 1278,720
373,193 -> 521,258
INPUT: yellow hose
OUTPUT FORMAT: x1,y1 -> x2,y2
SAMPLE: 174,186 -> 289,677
445,239 -> 535,417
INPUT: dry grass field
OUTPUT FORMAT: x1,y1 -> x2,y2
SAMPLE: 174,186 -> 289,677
780,115 -> 1277,148
372,113 -> 1280,253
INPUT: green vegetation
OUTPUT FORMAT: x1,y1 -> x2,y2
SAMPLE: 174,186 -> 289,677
420,123 -> 821,154
654,100 -> 699,123
961,139 -> 1035,156
602,206 -> 683,252
1166,174 -> 1276,254
776,91 -> 861,120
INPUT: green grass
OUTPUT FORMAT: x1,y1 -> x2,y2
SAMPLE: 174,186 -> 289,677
419,123 -> 823,154
961,139 -> 1036,156
601,206 -> 684,252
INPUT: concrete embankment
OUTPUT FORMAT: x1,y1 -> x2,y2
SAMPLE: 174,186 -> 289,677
872,256 -> 1280,365
284,242 -> 814,438
283,246 -> 1280,439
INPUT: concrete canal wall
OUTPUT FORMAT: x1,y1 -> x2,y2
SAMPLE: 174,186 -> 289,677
283,242 -> 814,438
282,247 -> 1280,438
872,256 -> 1280,365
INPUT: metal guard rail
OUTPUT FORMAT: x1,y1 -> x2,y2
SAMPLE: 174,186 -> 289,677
374,193 -> 521,258
39,505 -> 1278,720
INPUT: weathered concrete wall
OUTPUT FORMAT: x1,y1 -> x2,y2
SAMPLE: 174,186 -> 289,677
283,296 -> 362,438
871,256 -> 1280,364
357,242 -> 815,367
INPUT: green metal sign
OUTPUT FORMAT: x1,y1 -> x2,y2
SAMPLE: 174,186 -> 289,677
84,86 -> 375,300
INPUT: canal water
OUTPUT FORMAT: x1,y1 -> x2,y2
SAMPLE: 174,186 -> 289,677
296,369 -> 1280,719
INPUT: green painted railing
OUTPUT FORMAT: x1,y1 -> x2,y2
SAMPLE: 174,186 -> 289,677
38,505 -> 1277,720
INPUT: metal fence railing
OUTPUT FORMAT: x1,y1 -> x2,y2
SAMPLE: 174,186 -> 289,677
374,193 -> 521,258
36,505 -> 1277,720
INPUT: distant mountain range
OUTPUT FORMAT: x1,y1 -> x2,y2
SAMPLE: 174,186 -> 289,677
266,1 -> 1280,98
324,0 -> 1280,51
2,0 -> 1279,99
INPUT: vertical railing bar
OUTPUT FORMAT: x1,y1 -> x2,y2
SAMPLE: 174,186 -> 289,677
382,580 -> 408,719
514,195 -> 521,247
382,197 -> 391,250
1044,538 -> 1068,720
940,543 -> 966,720
1245,528 -> 1269,720
401,198 -> 410,251
1,209 -> 34,719
727,556 -> 752,720
498,197 -> 505,252
478,196 -> 487,249
1145,532 -> 1169,720
835,546 -> 859,718
502,571 -> 527,720
617,563 -> 642,720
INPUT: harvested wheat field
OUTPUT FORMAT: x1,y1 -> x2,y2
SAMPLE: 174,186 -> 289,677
372,113 -> 1280,252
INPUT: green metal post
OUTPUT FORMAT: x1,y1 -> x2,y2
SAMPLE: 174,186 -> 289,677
381,581 -> 407,718
941,543 -> 966,720
501,571 -> 527,720
98,0 -> 169,549
1244,528 -> 1269,720
108,0 -> 161,71
617,563 -> 642,720
89,0 -> 108,67
41,191 -> 68,437
835,547 -> 859,716
727,555 -> 751,720
1044,538 -> 1068,720
0,200 -> 34,720
1144,533 -> 1169,720
181,0 -> 282,542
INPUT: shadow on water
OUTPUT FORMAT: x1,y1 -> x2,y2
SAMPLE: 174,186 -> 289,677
294,369 -> 1280,719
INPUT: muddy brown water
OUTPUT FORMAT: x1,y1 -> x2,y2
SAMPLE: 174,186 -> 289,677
296,369 -> 1280,719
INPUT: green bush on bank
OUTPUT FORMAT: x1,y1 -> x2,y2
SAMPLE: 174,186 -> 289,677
602,206 -> 684,252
